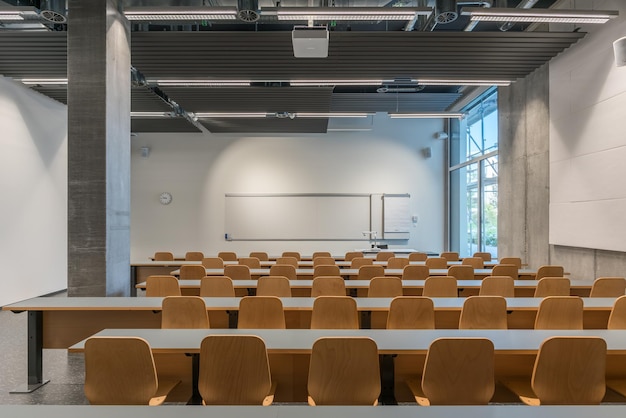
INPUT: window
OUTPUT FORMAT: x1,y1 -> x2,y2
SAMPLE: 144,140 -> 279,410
449,88 -> 498,258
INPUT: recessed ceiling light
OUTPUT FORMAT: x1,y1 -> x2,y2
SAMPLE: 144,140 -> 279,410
461,7 -> 618,24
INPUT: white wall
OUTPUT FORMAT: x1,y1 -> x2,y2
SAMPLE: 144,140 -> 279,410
0,77 -> 67,306
549,0 -> 626,252
130,114 -> 446,259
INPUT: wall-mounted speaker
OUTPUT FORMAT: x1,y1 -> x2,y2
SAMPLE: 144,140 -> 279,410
292,26 -> 329,58
614,36 -> 626,67
422,147 -> 432,159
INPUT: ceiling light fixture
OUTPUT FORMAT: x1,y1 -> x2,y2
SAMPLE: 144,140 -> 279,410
461,7 -> 618,24
124,7 -> 238,21
271,7 -> 432,21
151,80 -> 251,87
389,112 -> 465,119
295,112 -> 373,118
130,112 -> 175,118
194,112 -> 269,118
0,10 -> 24,21
290,79 -> 384,86
418,79 -> 512,86
17,78 -> 68,85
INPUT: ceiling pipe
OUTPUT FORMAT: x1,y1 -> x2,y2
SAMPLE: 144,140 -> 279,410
499,0 -> 539,31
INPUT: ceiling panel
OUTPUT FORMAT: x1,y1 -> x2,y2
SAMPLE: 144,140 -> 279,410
131,117 -> 201,133
198,117 -> 329,133
330,92 -> 462,112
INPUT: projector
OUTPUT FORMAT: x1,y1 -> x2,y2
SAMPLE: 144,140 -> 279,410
291,26 -> 329,58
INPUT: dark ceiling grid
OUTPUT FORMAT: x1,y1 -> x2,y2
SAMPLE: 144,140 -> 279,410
131,117 -> 201,133
330,92 -> 462,112
197,117 -> 329,134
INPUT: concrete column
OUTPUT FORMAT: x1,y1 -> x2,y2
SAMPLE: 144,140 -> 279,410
67,0 -> 131,296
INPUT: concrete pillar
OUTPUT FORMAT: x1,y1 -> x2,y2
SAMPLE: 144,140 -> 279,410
67,0 -> 131,296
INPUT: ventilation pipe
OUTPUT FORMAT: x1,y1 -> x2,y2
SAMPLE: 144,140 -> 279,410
39,0 -> 67,24
499,0 -> 539,31
435,0 -> 459,24
237,0 -> 260,22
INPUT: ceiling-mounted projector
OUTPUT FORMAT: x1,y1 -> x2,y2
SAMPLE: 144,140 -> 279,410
292,26 -> 329,58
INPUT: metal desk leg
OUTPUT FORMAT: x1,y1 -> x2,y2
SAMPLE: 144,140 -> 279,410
10,311 -> 49,393
228,311 -> 238,329
378,354 -> 397,405
187,353 -> 202,405
130,265 -> 137,297
361,311 -> 372,329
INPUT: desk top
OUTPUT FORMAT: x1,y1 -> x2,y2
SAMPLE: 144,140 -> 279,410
173,268 -> 536,277
134,260 -> 500,268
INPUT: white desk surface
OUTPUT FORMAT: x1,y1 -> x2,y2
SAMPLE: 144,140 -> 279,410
69,328 -> 626,354
6,405 -> 626,418
134,260 -> 499,268
171,268 -> 537,277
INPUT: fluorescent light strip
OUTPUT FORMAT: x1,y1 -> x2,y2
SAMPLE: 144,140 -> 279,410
153,80 -> 251,87
124,7 -> 238,21
290,79 -> 384,86
296,112 -> 373,118
274,7 -> 432,21
461,7 -> 618,24
130,112 -> 173,118
18,78 -> 68,85
194,112 -> 268,118
0,11 -> 23,21
418,79 -> 512,86
389,112 -> 465,119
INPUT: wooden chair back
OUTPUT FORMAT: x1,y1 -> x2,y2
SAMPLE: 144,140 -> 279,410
350,257 -> 373,268
256,276 -> 292,297
499,257 -> 522,269
408,252 -> 428,262
375,251 -> 395,261
312,251 -> 332,259
344,251 -> 364,261
536,265 -> 564,281
402,265 -> 430,280
153,251 -> 174,261
313,256 -> 336,267
249,251 -> 269,261
185,251 -> 204,261
534,296 -> 583,330
387,257 -> 409,269
387,297 -> 435,329
447,265 -> 474,281
589,277 -> 626,297
462,257 -> 484,269
423,276 -> 457,297
313,264 -> 340,278
532,336 -> 606,405
440,251 -> 460,261
311,277 -> 346,297
608,295 -> 626,329
419,338 -> 495,405
217,251 -> 238,261
238,296 -> 286,329
491,264 -> 518,279
269,264 -> 297,281
459,296 -> 508,329
199,276 -> 235,297
224,264 -> 251,280
473,252 -> 492,261
479,276 -> 515,297
357,265 -> 385,281
199,335 -> 273,405
238,257 -> 261,268
145,275 -> 181,297
202,257 -> 224,268
307,337 -> 380,405
534,277 -> 571,297
368,277 -> 403,297
179,264 -> 207,280
161,296 -> 209,329
276,257 -> 298,268
425,257 -> 448,269
281,251 -> 301,261
311,296 -> 359,329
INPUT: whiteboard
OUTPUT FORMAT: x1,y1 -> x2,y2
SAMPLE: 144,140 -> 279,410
225,194 -> 371,240
383,194 -> 411,240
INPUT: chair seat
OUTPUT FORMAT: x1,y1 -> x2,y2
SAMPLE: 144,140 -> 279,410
499,377 -> 539,405
607,379 -> 626,398
405,377 -> 429,406
148,378 -> 182,406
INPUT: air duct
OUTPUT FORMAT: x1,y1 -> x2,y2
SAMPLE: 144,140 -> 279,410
435,0 -> 458,24
237,0 -> 260,22
39,0 -> 67,24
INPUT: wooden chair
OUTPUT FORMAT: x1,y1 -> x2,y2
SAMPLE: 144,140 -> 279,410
312,251 -> 332,259
462,257 -> 484,269
161,296 -> 210,329
440,251 -> 460,261
179,264 -> 207,280
589,277 -> 626,297
269,264 -> 297,281
311,277 -> 346,297
217,251 -> 238,261
84,336 -> 180,405
145,275 -> 181,297
199,276 -> 235,297
425,257 -> 447,269
402,265 -> 430,281
408,252 -> 428,262
201,257 -> 224,268
406,338 -> 495,405
501,336 -> 606,405
357,265 -> 384,281
238,257 -> 261,269
491,264 -> 518,279
422,276 -> 457,297
281,251 -> 301,261
368,277 -> 403,297
312,256 -> 336,267
307,337 -> 380,405
608,295 -> 626,329
249,251 -> 269,261
534,277 -> 571,297
256,276 -> 292,297
534,296 -> 583,329
237,296 -> 286,329
313,264 -> 340,278
479,276 -> 515,297
224,264 -> 251,280
386,297 -> 435,329
387,257 -> 409,269
344,251 -> 364,261
535,265 -> 564,281
499,257 -> 522,269
311,296 -> 359,329
276,257 -> 298,268
447,265 -> 474,281
459,296 -> 508,329
198,335 -> 275,405
375,251 -> 395,261
185,251 -> 204,261
473,252 -> 492,261
153,251 -> 174,261
350,257 -> 374,268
